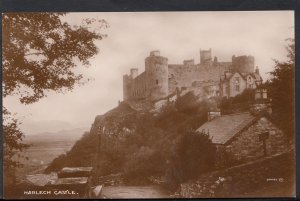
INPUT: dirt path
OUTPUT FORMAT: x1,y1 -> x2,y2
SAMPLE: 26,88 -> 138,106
100,185 -> 170,198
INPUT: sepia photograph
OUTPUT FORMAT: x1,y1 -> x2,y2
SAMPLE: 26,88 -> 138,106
2,11 -> 295,199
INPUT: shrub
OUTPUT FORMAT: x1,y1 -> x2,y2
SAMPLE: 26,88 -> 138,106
123,146 -> 162,185
174,131 -> 216,181
175,91 -> 200,114
220,89 -> 255,114
45,154 -> 67,173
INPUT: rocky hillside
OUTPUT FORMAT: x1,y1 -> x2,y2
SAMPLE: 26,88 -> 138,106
45,92 -> 213,179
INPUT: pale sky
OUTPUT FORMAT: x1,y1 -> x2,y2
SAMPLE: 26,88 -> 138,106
3,11 -> 294,135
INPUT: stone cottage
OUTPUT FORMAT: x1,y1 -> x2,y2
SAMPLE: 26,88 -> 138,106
196,111 -> 289,168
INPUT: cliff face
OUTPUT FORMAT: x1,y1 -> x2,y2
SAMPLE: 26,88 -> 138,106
90,102 -> 138,135
45,102 -> 139,173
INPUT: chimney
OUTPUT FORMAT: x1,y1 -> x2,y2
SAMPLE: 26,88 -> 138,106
251,86 -> 272,115
207,111 -> 221,121
255,87 -> 268,101
214,56 -> 218,63
255,66 -> 260,74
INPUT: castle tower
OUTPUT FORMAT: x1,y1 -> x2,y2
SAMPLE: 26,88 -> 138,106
123,74 -> 130,100
145,50 -> 168,101
232,55 -> 255,73
200,48 -> 212,65
130,68 -> 138,79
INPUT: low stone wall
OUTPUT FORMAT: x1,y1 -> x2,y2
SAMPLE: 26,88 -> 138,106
98,173 -> 123,186
180,150 -> 295,198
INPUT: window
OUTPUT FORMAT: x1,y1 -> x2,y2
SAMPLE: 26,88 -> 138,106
156,80 -> 159,85
235,77 -> 240,84
234,77 -> 240,92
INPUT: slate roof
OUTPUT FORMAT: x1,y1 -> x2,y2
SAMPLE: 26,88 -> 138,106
60,167 -> 93,173
230,71 -> 247,81
25,173 -> 58,186
222,71 -> 262,83
196,112 -> 257,144
251,72 -> 263,81
48,177 -> 89,186
58,167 -> 93,178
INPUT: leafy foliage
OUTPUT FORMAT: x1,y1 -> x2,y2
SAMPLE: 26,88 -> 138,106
174,131 -> 216,181
266,38 -> 295,139
3,107 -> 30,190
3,107 -> 30,169
219,89 -> 255,114
2,13 -> 108,104
123,147 -> 163,185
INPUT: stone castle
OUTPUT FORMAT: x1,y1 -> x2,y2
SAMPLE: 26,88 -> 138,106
123,49 -> 262,101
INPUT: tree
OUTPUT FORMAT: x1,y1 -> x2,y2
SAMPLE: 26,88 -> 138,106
3,107 -> 31,197
267,38 -> 295,139
175,91 -> 200,114
3,108 -> 29,168
2,13 -> 108,104
219,88 -> 255,114
2,12 -> 108,190
167,131 -> 216,187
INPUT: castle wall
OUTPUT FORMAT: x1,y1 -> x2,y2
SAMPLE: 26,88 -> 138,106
200,49 -> 212,65
127,72 -> 147,100
168,62 -> 231,94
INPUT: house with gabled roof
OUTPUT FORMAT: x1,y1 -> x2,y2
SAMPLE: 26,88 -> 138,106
220,67 -> 262,98
196,111 -> 289,168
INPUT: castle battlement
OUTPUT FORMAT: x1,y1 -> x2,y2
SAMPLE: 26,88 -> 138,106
123,49 -> 262,101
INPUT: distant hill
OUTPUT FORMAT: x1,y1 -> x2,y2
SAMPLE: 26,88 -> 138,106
19,119 -> 91,135
24,127 -> 89,143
